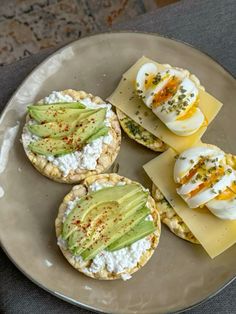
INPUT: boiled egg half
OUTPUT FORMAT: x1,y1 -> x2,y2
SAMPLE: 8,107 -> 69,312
174,145 -> 236,220
136,63 -> 205,136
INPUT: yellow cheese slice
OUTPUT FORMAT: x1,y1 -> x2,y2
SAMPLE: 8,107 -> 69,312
107,56 -> 223,152
143,148 -> 236,258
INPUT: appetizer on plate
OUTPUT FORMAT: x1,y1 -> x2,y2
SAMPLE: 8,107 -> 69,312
55,173 -> 161,280
144,144 -> 236,258
108,56 -> 222,152
21,90 -> 121,183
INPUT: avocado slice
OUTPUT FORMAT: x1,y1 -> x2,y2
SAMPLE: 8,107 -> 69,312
28,102 -> 85,111
69,108 -> 106,143
107,219 -> 156,251
62,184 -> 144,239
28,121 -> 72,138
68,190 -> 147,255
28,106 -> 100,124
80,206 -> 150,260
67,201 -> 120,252
27,109 -> 100,139
28,108 -> 108,155
29,138 -> 74,156
28,107 -> 83,123
86,126 -> 109,143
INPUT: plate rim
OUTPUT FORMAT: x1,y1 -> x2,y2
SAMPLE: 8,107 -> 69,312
0,31 -> 235,314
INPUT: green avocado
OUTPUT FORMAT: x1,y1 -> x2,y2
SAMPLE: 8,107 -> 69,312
68,189 -> 147,255
28,102 -> 85,111
62,184 -> 143,239
86,126 -> 109,143
62,184 -> 154,260
80,206 -> 150,260
27,109 -> 103,139
28,107 -> 87,123
71,108 -> 106,144
28,121 -> 72,138
28,108 -> 107,155
29,138 -> 74,156
107,219 -> 156,251
67,201 -> 120,253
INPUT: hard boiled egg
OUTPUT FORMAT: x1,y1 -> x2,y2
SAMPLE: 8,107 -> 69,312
136,62 -> 205,136
174,145 -> 236,220
174,146 -> 224,183
166,108 -> 205,136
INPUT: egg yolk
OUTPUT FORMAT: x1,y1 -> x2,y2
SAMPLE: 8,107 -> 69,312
152,76 -> 181,108
144,73 -> 157,89
189,169 -> 224,197
177,105 -> 197,120
216,183 -> 236,200
180,161 -> 225,197
180,160 -> 204,185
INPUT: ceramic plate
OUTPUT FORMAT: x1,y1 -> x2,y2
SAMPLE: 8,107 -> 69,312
0,32 -> 235,314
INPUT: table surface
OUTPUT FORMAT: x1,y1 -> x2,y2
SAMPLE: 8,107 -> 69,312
0,0 -> 236,313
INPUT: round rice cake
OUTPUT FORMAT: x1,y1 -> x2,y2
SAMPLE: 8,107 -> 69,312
152,184 -> 199,244
116,64 -> 205,152
21,89 -> 121,183
55,173 -> 161,280
116,108 -> 167,152
152,153 -> 236,244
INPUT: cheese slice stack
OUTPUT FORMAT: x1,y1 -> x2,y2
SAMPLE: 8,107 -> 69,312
107,56 -> 223,152
143,147 -> 236,258
136,63 -> 204,136
174,145 -> 236,220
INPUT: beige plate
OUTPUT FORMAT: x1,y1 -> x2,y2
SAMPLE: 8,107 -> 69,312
0,32 -> 235,314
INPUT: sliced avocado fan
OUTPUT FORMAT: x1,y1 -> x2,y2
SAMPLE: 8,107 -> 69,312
27,102 -> 109,156
107,220 -> 156,252
62,184 -> 156,260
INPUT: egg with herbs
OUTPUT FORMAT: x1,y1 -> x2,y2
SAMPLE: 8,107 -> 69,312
136,63 -> 205,136
174,145 -> 236,220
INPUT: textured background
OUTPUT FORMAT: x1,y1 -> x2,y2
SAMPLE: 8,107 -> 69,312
0,0 -> 178,65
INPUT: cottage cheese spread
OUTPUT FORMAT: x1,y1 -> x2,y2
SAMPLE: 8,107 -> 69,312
88,181 -> 126,192
58,181 -> 153,280
88,237 -> 151,278
22,91 -> 114,176
62,197 -> 80,222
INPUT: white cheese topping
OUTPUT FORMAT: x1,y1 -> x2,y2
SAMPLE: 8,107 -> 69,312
22,91 -> 114,176
62,197 -> 80,222
57,236 -> 67,250
88,237 -> 151,274
58,181 -> 153,280
88,180 -> 126,192
43,91 -> 74,104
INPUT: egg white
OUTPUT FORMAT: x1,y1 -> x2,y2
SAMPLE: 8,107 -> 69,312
183,169 -> 235,208
207,197 -> 236,220
136,62 -> 204,136
153,78 -> 198,124
174,145 -> 236,220
166,108 -> 205,136
174,146 -> 224,183
136,63 -> 158,107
